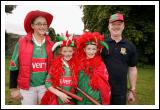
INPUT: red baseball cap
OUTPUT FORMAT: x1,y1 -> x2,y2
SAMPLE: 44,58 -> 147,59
109,13 -> 124,23
24,10 -> 53,33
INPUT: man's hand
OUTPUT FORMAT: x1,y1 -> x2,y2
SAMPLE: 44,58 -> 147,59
127,89 -> 136,104
128,66 -> 137,104
10,88 -> 22,100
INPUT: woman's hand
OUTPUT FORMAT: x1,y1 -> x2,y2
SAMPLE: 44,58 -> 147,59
10,88 -> 22,100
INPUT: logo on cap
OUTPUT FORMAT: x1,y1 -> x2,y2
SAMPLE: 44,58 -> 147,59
109,13 -> 124,23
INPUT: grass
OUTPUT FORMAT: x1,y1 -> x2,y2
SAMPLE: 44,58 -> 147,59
5,57 -> 155,105
127,66 -> 155,105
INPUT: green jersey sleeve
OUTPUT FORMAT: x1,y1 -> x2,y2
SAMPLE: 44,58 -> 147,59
9,42 -> 19,71
45,74 -> 52,88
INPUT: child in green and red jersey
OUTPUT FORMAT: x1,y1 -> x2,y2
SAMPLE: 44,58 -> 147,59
40,32 -> 79,105
76,32 -> 111,105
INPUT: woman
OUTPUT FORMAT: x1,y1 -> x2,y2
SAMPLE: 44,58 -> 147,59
76,32 -> 111,105
9,10 -> 54,105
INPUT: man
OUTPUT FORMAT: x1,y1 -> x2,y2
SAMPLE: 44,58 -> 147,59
9,10 -> 54,105
101,13 -> 138,105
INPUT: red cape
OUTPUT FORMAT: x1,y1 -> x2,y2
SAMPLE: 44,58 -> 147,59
40,55 -> 78,105
79,55 -> 111,104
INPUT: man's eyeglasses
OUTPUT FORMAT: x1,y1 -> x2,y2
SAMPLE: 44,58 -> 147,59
34,23 -> 48,27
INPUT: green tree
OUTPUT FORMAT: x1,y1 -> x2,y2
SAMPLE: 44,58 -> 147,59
5,5 -> 17,14
82,5 -> 155,64
5,5 -> 17,56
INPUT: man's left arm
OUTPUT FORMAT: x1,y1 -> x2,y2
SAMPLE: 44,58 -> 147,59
128,66 -> 137,104
127,42 -> 138,103
128,66 -> 137,92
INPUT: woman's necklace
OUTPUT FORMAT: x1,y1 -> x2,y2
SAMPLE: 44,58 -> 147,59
40,42 -> 45,55
33,34 -> 45,55
39,38 -> 45,55
40,45 -> 43,55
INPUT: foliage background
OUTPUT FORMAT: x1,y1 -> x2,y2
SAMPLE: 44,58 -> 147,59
82,5 -> 155,65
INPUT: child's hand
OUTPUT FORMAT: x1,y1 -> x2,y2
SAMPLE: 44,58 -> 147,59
48,86 -> 72,103
10,88 -> 22,100
57,91 -> 72,103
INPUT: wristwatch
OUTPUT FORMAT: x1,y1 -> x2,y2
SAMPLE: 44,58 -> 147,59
129,89 -> 136,97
